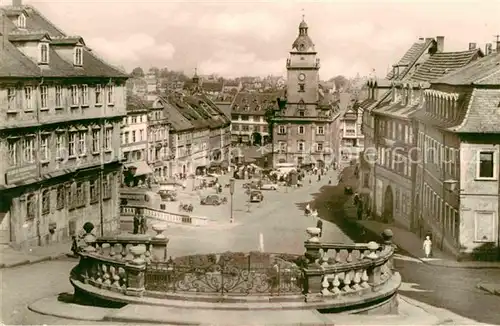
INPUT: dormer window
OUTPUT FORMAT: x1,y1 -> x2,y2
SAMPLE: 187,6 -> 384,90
17,14 -> 26,29
39,43 -> 49,64
74,47 -> 83,66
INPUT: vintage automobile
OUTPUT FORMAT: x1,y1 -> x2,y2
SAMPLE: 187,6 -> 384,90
200,194 -> 227,206
260,183 -> 279,191
249,190 -> 264,203
158,189 -> 177,201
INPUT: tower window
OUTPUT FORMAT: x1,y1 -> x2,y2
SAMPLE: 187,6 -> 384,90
299,84 -> 305,92
17,14 -> 26,28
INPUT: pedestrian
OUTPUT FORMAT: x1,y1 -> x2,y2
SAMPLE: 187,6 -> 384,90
423,235 -> 432,258
316,218 -> 323,237
140,213 -> 147,234
133,209 -> 140,234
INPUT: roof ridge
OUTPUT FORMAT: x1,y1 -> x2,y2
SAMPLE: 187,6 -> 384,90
475,65 -> 500,84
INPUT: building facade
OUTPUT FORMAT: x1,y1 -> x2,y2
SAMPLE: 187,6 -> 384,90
372,40 -> 482,231
412,51 -> 500,259
0,2 -> 126,247
272,18 -> 336,168
230,92 -> 280,145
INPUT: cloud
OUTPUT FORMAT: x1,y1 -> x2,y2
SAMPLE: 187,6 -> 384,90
86,34 -> 175,69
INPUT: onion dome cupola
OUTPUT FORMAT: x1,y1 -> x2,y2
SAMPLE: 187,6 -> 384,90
292,16 -> 315,52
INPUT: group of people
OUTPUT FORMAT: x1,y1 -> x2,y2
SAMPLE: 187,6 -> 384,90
133,209 -> 148,234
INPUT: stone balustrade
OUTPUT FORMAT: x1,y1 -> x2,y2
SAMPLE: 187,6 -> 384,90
121,205 -> 208,226
70,225 -> 399,313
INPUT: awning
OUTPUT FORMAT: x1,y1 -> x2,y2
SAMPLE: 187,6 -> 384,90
125,161 -> 153,176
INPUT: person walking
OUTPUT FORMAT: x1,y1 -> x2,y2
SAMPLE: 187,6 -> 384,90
316,218 -> 323,237
423,235 -> 432,258
140,213 -> 147,234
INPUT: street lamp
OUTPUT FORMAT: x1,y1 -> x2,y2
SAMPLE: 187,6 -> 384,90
229,178 -> 235,223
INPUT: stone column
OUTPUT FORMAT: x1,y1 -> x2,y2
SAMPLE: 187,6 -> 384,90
151,223 -> 169,261
125,244 -> 147,296
366,241 -> 381,286
303,227 -> 323,295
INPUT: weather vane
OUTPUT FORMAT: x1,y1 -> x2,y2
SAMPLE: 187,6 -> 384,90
301,8 -> 305,21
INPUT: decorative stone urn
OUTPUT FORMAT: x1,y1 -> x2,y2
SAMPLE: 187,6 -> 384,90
366,241 -> 380,260
129,244 -> 147,265
306,227 -> 321,243
152,223 -> 168,239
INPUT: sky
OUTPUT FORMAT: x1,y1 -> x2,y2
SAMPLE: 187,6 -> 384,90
20,0 -> 500,79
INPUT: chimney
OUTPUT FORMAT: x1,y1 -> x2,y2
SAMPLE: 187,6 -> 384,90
12,0 -> 22,6
485,43 -> 493,55
468,42 -> 477,50
436,36 -> 445,53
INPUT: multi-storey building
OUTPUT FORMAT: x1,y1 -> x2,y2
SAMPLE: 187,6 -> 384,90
121,95 -> 151,186
0,2 -> 127,247
359,37 -> 439,217
230,92 -> 280,145
146,96 -> 170,182
272,18 -> 336,168
412,50 -> 500,259
372,40 -> 483,230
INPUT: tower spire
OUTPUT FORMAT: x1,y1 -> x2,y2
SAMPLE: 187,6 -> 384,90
301,8 -> 305,21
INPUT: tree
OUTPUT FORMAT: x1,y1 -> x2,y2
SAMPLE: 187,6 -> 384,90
159,67 -> 170,78
131,67 -> 144,77
149,67 -> 160,77
330,75 -> 349,91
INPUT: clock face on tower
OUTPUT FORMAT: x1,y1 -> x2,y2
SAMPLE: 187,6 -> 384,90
299,43 -> 305,51
298,73 -> 306,81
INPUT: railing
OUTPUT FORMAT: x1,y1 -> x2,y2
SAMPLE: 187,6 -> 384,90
121,205 -> 208,226
70,226 -> 398,306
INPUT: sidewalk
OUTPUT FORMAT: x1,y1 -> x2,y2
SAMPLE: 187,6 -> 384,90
0,241 -> 75,269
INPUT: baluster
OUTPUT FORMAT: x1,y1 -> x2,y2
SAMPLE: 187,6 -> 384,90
352,270 -> 362,291
360,269 -> 369,288
110,265 -> 121,288
109,243 -> 116,257
330,249 -> 337,263
118,267 -> 127,289
335,249 -> 343,263
103,264 -> 111,285
343,270 -> 353,292
321,275 -> 331,295
346,249 -> 353,263
331,274 -> 341,294
96,263 -> 103,284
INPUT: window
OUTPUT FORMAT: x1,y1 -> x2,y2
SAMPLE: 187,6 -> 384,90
139,129 -> 144,141
56,186 -> 65,209
317,126 -> 324,135
70,85 -> 79,106
24,86 -> 33,110
95,85 -> 102,105
478,151 -> 494,179
17,14 -> 26,28
81,85 -> 89,106
278,125 -> 286,134
74,47 -> 83,66
40,134 -> 49,161
89,179 -> 99,204
279,141 -> 287,152
317,143 -> 323,152
132,130 -> 136,143
55,86 -> 63,107
26,194 -> 35,220
124,131 -> 129,144
299,84 -> 305,92
92,129 -> 100,153
68,132 -> 77,157
297,141 -> 304,152
56,133 -> 65,159
76,182 -> 86,207
105,128 -> 112,150
7,88 -> 16,110
42,189 -> 50,215
299,111 -> 305,117
102,174 -> 112,199
107,85 -> 114,104
78,131 -> 86,155
40,86 -> 48,109
23,137 -> 35,163
298,126 -> 304,134
39,43 -> 49,64
8,140 -> 18,165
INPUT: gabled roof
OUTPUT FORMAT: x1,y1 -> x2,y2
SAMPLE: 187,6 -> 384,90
410,49 -> 482,82
202,81 -> 223,92
126,95 -> 148,113
0,5 -> 127,79
450,89 -> 500,133
433,53 -> 500,86
386,39 -> 435,80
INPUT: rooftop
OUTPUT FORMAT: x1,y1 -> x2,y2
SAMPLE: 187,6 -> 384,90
433,52 -> 500,86
0,5 -> 127,78
230,91 -> 283,116
386,39 -> 435,80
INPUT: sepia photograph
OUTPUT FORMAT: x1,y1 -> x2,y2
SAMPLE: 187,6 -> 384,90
0,0 -> 500,325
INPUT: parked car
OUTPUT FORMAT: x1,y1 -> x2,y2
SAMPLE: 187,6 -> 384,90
158,190 -> 177,201
260,183 -> 279,190
249,190 -> 264,203
200,194 -> 227,206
